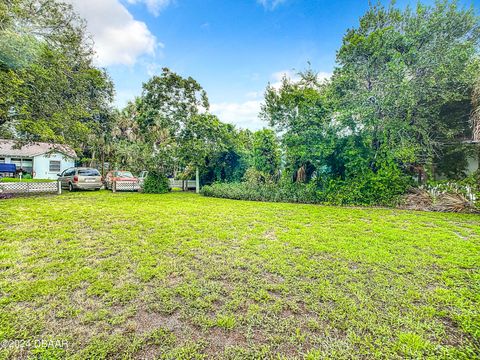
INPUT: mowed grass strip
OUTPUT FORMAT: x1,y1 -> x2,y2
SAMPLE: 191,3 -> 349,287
0,191 -> 479,359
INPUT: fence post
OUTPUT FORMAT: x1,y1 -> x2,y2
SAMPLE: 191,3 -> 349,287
195,166 -> 200,194
57,180 -> 62,195
112,180 -> 116,193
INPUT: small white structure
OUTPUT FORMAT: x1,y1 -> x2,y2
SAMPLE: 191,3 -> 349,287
0,139 -> 76,180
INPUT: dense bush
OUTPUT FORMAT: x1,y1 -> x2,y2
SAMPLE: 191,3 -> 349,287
201,182 -> 318,204
142,171 -> 170,194
201,160 -> 411,206
317,162 -> 412,206
201,178 -> 408,206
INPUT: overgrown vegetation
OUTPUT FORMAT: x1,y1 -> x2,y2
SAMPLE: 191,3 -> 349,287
255,1 -> 480,206
0,0 -> 113,158
0,191 -> 479,358
201,181 -> 318,204
1,0 -> 479,205
142,171 -> 170,194
108,0 -> 480,208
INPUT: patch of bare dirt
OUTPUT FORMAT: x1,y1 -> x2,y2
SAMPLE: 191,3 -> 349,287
204,328 -> 248,356
264,229 -> 277,241
132,309 -> 183,334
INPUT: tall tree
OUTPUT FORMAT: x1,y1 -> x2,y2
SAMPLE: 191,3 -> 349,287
252,129 -> 281,179
136,68 -> 209,174
0,0 -> 114,156
262,69 -> 334,181
334,0 -> 480,176
179,113 -> 229,191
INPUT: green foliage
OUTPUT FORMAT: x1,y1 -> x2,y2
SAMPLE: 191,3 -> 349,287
252,129 -> 280,178
0,0 -> 114,157
433,144 -> 477,180
201,128 -> 253,184
258,1 -> 480,205
243,167 -> 273,185
262,69 -> 333,181
333,0 -> 479,168
179,113 -> 229,167
110,69 -> 242,186
201,181 -> 318,204
201,168 -> 408,206
3,0 -> 477,208
204,151 -> 411,206
142,171 -> 170,194
135,68 -> 209,173
318,167 -> 411,206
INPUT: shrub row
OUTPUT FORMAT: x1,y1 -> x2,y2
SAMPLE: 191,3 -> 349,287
201,179 -> 480,211
201,182 -> 319,204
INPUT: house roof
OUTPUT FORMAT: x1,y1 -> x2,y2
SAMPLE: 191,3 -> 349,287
0,139 -> 77,158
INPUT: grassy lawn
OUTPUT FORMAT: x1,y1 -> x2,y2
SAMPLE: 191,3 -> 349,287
0,192 -> 479,359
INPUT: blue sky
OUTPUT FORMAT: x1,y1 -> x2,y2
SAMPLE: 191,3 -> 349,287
71,0 -> 479,129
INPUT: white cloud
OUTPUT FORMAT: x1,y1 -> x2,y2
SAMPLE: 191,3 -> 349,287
145,62 -> 163,76
210,69 -> 333,130
270,69 -> 299,89
317,71 -> 332,82
257,0 -> 286,10
68,0 -> 158,66
210,100 -> 264,130
245,91 -> 262,99
115,89 -> 140,108
127,0 -> 173,17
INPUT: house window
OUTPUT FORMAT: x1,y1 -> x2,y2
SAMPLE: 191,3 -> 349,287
0,158 -> 4,163
49,160 -> 61,172
11,158 -> 22,166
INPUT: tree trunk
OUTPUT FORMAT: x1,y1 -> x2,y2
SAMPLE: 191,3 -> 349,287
296,165 -> 306,183
101,150 -> 105,177
477,145 -> 480,172
90,150 -> 96,167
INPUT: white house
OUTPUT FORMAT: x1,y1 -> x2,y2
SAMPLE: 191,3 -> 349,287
0,139 -> 76,180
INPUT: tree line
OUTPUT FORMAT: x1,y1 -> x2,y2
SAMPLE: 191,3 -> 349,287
1,0 -> 479,203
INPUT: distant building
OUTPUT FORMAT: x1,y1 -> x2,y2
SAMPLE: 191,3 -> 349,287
0,139 -> 76,180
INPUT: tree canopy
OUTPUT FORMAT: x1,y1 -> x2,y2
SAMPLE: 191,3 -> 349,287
1,0 -> 478,205
0,0 -> 113,156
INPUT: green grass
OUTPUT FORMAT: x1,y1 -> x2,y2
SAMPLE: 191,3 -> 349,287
0,191 -> 479,359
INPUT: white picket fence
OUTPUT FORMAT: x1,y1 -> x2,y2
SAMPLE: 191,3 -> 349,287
422,183 -> 477,203
0,181 -> 60,194
111,181 -> 141,192
169,179 -> 196,190
110,179 -> 196,193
